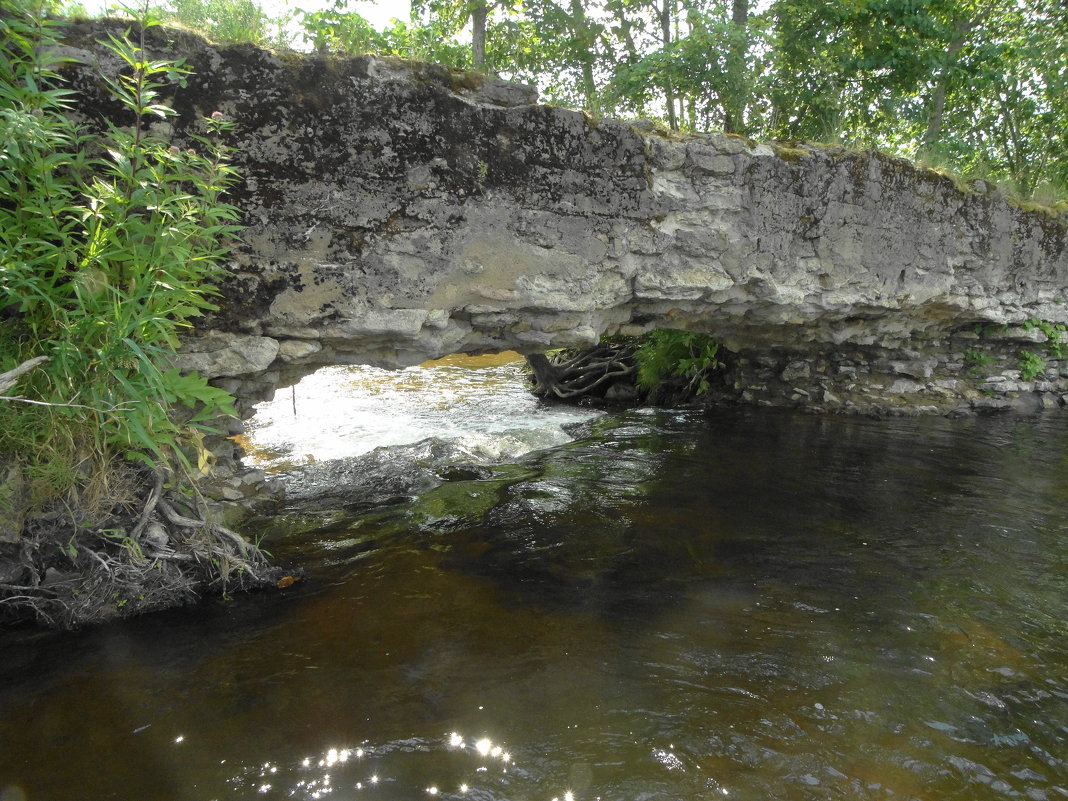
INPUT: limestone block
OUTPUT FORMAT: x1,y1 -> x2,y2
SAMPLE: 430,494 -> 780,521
56,25 -> 1068,416
890,360 -> 935,379
278,339 -> 323,362
644,135 -> 686,170
708,132 -> 748,155
888,379 -> 924,394
781,361 -> 810,382
686,142 -> 736,176
176,333 -> 280,378
634,256 -> 734,301
324,309 -> 429,338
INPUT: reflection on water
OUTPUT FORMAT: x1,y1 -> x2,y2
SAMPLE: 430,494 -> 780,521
243,352 -> 601,471
230,737 -> 523,800
1,407 -> 1067,801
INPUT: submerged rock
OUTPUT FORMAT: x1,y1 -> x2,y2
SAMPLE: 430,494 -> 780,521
281,438 -> 492,506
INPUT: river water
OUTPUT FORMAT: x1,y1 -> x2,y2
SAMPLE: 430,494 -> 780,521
1,356 -> 1067,801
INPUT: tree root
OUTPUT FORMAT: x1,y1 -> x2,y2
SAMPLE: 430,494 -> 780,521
0,468 -> 282,630
527,343 -> 638,401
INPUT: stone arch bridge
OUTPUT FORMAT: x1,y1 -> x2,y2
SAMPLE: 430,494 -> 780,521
64,21 -> 1068,426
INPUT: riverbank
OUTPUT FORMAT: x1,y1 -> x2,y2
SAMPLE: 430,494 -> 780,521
521,320 -> 1068,418
703,322 -> 1068,417
0,5 -> 283,631
0,464 -> 287,630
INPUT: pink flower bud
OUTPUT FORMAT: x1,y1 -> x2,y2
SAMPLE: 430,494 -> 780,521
169,145 -> 180,154
211,111 -> 224,120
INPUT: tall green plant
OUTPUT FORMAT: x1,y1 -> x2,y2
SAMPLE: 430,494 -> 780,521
635,329 -> 722,396
151,0 -> 295,49
0,0 -> 239,504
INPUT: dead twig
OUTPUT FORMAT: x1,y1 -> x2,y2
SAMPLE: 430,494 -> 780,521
129,470 -> 164,543
0,356 -> 48,394
553,363 -> 635,399
0,395 -> 134,412
2,468 -> 278,629
158,497 -> 263,564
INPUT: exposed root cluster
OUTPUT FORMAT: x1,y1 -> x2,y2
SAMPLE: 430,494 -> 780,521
0,469 -> 280,629
526,343 -> 637,400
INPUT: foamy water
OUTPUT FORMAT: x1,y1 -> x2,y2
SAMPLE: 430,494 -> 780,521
242,353 -> 602,471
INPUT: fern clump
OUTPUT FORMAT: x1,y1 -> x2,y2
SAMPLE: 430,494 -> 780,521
635,329 -> 722,397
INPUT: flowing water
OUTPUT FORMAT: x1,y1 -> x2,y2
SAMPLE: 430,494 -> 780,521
1,357 -> 1067,801
242,353 -> 600,471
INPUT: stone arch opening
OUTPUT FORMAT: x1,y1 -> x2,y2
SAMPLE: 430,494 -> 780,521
241,350 -> 602,471
201,347 -> 608,509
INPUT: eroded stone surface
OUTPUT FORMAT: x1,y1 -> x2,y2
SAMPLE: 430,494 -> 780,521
59,22 -> 1068,423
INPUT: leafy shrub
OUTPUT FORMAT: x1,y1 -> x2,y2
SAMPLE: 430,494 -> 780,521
298,2 -> 470,65
151,0 -> 295,49
635,329 -> 722,397
1,0 -> 239,508
1018,349 -> 1046,381
1023,317 -> 1068,359
963,348 -> 995,377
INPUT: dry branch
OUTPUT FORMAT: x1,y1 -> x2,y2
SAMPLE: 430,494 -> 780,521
129,470 -> 164,542
0,356 -> 48,394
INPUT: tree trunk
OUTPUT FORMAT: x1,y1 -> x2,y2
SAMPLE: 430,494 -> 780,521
471,0 -> 488,69
732,0 -> 747,28
660,0 -> 678,130
525,345 -> 636,401
921,18 -> 975,153
525,353 -> 560,397
612,4 -> 639,60
568,0 -> 599,114
723,0 -> 748,134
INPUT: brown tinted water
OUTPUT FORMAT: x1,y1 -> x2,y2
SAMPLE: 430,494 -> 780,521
1,405 -> 1067,801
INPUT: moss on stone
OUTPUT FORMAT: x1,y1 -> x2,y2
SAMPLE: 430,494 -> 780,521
1013,200 -> 1068,220
447,66 -> 486,93
772,143 -> 809,162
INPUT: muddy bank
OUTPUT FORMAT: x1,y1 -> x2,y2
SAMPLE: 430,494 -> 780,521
0,466 -> 286,630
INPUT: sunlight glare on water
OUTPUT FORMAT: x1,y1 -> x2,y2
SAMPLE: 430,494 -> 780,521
226,734 -> 536,800
242,352 -> 601,470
